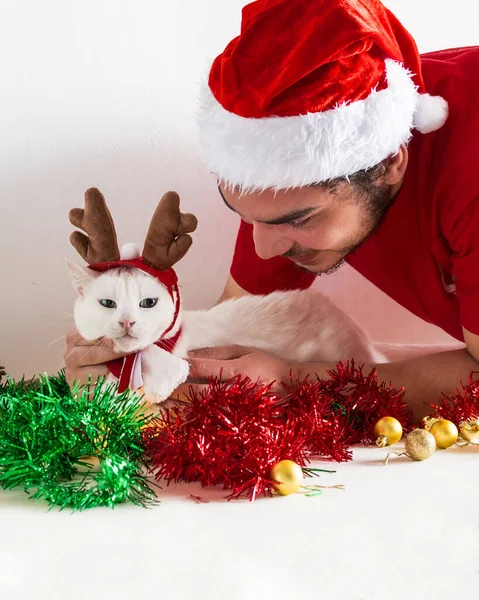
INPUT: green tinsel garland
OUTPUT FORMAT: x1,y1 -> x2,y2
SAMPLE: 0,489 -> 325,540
0,371 -> 157,510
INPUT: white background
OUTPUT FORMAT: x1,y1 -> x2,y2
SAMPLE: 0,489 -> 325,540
0,0 -> 476,379
1,444 -> 479,600
1,5 -> 478,600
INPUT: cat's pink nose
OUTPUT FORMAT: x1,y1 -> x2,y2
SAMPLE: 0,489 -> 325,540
119,320 -> 136,330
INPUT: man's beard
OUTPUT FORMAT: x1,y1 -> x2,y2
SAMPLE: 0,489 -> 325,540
284,184 -> 394,276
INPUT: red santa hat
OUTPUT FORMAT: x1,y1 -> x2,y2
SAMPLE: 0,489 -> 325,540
197,0 -> 448,191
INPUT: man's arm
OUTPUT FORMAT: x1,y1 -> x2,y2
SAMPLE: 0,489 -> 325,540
186,283 -> 479,420
291,346 -> 479,422
216,274 -> 250,304
187,340 -> 479,423
462,328 -> 479,362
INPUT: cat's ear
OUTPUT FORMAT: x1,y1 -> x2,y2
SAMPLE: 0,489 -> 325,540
65,259 -> 96,295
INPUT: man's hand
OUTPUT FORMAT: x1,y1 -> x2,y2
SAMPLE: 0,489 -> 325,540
171,345 -> 298,398
64,328 -> 122,387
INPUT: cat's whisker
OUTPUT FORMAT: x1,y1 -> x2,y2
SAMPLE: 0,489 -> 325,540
98,338 -> 115,351
65,332 -> 84,345
33,323 -> 71,329
62,338 -> 102,363
45,335 -> 70,349
63,347 -> 78,362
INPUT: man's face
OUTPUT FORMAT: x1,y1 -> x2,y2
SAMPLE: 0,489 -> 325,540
219,180 -> 394,275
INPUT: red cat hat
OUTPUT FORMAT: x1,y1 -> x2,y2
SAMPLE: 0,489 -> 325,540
197,0 -> 448,191
69,187 -> 197,392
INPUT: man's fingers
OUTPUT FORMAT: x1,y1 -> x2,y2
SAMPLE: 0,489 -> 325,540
66,328 -> 84,348
188,357 -> 240,382
64,332 -> 123,369
187,345 -> 250,360
65,341 -> 121,369
170,382 -> 211,400
66,327 -> 113,348
66,365 -> 109,387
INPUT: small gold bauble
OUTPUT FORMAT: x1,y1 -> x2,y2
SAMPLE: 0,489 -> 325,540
459,420 -> 479,443
374,416 -> 403,447
429,419 -> 458,449
405,429 -> 436,461
270,460 -> 303,496
78,455 -> 101,471
421,416 -> 440,431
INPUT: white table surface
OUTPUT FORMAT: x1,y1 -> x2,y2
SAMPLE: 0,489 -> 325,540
1,442 -> 478,600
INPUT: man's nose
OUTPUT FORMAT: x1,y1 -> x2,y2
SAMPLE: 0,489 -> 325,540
252,222 -> 294,260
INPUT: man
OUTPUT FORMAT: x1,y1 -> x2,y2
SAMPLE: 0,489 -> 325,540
65,0 -> 479,420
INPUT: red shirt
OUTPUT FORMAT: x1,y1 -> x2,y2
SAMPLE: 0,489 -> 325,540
230,47 -> 479,342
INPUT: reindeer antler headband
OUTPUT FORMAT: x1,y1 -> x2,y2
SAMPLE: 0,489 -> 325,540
69,187 -> 198,275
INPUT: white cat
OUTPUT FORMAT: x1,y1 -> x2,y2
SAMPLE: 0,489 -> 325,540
68,259 -> 386,402
68,261 -> 189,401
179,289 -> 385,364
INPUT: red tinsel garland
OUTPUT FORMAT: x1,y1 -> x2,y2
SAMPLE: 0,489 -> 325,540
143,377 -> 310,500
429,373 -> 479,425
284,361 -> 413,461
142,361 -> 412,500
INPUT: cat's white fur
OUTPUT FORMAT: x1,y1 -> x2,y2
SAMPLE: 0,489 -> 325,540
177,290 -> 385,363
68,261 -> 189,401
68,261 -> 387,402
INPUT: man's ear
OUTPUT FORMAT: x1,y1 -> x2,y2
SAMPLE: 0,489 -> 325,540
384,144 -> 409,186
65,259 -> 96,296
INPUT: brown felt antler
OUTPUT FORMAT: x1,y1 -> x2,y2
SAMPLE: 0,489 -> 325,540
69,188 -> 120,264
142,191 -> 198,270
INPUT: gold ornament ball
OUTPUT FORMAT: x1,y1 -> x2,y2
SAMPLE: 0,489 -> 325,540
270,460 -> 303,496
459,420 -> 479,443
421,416 -> 440,431
429,419 -> 458,449
405,429 -> 436,461
374,416 -> 403,447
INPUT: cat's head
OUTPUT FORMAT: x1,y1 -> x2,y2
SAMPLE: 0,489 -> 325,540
67,261 -> 176,353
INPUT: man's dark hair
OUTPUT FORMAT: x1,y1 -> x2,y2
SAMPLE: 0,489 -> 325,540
319,161 -> 388,197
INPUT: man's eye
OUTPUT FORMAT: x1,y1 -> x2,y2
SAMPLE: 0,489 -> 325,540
289,216 -> 313,228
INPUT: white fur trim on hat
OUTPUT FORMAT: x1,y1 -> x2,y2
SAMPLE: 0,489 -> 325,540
413,93 -> 449,134
197,60 -> 448,191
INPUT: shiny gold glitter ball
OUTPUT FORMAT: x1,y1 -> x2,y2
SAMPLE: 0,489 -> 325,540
405,429 -> 436,461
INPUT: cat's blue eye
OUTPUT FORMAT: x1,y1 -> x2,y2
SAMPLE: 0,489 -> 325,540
99,299 -> 117,309
139,298 -> 158,308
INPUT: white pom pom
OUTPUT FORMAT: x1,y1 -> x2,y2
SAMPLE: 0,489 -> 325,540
120,243 -> 140,260
413,93 -> 449,134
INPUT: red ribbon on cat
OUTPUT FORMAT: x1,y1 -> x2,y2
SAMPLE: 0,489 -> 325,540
89,258 -> 183,393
